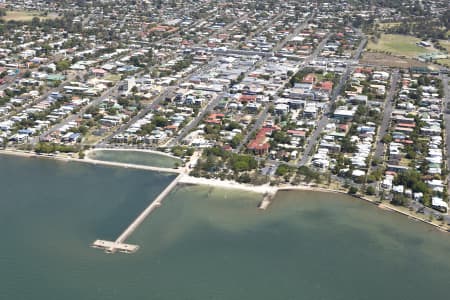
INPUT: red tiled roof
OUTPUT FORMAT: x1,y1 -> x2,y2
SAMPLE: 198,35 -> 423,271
205,113 -> 224,125
354,67 -> 373,74
317,80 -> 333,91
206,119 -> 221,125
247,128 -> 272,151
302,73 -> 316,83
209,113 -> 224,118
165,125 -> 178,130
397,139 -> 414,144
148,25 -> 178,33
91,68 -> 107,74
397,123 -> 416,128
239,94 -> 257,102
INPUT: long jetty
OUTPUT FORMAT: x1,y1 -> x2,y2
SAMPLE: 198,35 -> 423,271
92,174 -> 182,254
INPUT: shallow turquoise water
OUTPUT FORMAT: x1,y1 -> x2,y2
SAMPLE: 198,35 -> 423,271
1,155 -> 450,299
88,150 -> 181,168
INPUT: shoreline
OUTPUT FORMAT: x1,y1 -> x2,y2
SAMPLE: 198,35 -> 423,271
378,202 -> 449,232
1,148 -> 448,233
86,147 -> 182,161
178,175 -> 277,194
0,149 -> 182,174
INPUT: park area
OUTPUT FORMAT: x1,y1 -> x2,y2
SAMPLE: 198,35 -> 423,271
367,34 -> 436,58
0,10 -> 59,22
361,52 -> 432,69
436,39 -> 450,67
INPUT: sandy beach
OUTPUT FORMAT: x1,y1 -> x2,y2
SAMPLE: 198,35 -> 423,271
179,174 -> 277,194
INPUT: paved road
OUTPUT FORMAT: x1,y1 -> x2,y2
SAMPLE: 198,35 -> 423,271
236,105 -> 270,152
82,13 -> 92,27
243,12 -> 285,45
353,35 -> 367,61
231,32 -> 333,159
298,115 -> 329,167
100,86 -> 176,146
442,74 -> 450,187
302,33 -> 332,66
273,16 -> 313,53
0,74 -> 17,90
38,84 -> 119,142
372,69 -> 399,162
298,35 -> 367,167
167,90 -> 227,147
298,66 -> 352,166
235,20 -> 328,154
198,13 -> 249,46
164,18 -> 316,148
100,11 -> 245,146
100,58 -> 218,146
1,71 -> 81,122
236,32 -> 333,157
192,46 -> 273,57
408,200 -> 450,226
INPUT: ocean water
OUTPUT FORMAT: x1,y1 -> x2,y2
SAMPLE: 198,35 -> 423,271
1,155 -> 450,300
88,149 -> 181,168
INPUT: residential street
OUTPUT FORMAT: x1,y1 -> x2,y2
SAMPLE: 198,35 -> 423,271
372,69 -> 399,163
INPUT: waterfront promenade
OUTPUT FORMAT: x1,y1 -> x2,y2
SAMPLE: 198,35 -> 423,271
82,157 -> 182,174
87,147 -> 182,161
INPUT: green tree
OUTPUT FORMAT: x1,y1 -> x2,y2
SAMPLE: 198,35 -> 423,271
366,186 -> 376,195
391,194 -> 409,206
276,164 -> 291,176
229,154 -> 257,172
382,133 -> 393,144
56,60 -> 71,71
153,116 -> 168,127
78,150 -> 85,159
230,134 -> 243,148
348,186 -> 358,195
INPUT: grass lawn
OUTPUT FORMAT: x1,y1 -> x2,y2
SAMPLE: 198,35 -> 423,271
377,22 -> 418,30
438,39 -> 450,52
399,157 -> 412,167
436,58 -> 450,68
104,74 -> 122,82
378,22 -> 401,29
436,40 -> 450,67
82,132 -> 105,145
361,51 -> 430,68
1,10 -> 59,22
367,34 -> 434,58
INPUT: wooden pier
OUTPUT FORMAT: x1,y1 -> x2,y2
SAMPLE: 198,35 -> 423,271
91,240 -> 139,254
91,174 -> 182,254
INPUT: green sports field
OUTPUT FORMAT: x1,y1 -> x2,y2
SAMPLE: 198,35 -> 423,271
367,34 -> 435,58
1,10 -> 58,22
